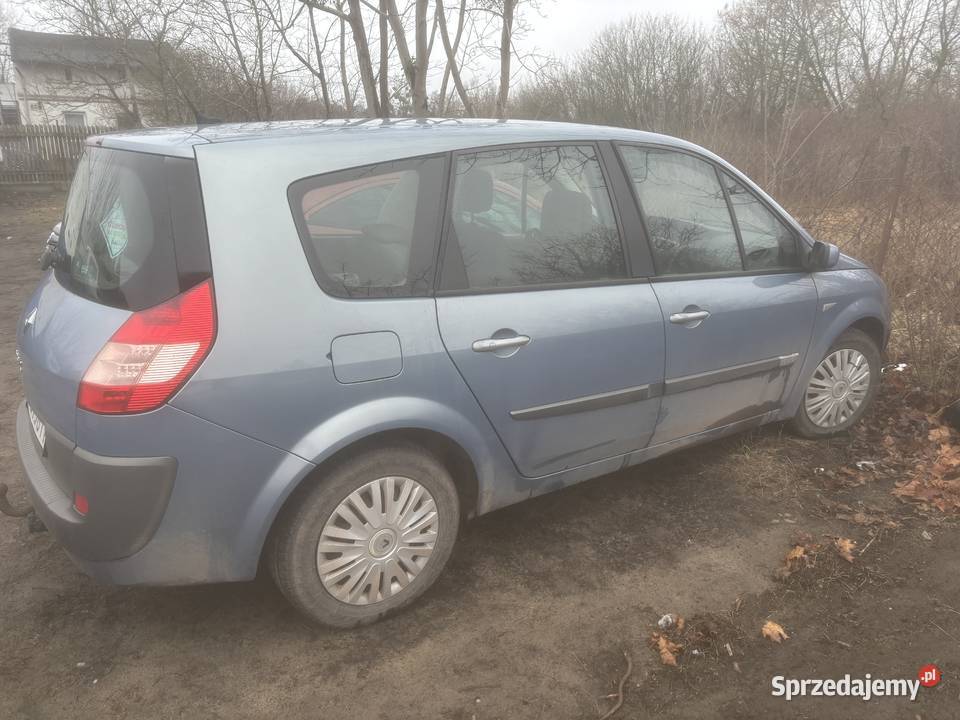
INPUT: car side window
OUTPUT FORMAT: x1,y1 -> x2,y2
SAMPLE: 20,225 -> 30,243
288,156 -> 445,298
720,172 -> 800,270
445,145 -> 627,290
619,146 -> 742,275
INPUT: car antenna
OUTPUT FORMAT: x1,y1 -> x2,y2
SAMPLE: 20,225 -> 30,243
181,93 -> 223,126
192,106 -> 223,127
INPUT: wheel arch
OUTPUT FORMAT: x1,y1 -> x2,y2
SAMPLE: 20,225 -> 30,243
245,394 -> 520,577
257,427 -> 481,571
849,315 -> 887,351
782,300 -> 888,419
296,428 -> 479,518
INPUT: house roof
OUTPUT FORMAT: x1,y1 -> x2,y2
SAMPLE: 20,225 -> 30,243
8,27 -> 157,68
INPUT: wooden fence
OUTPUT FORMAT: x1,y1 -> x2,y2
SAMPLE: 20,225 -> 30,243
0,124 -> 112,184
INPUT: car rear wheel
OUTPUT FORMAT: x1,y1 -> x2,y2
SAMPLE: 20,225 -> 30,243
792,328 -> 880,438
270,442 -> 460,628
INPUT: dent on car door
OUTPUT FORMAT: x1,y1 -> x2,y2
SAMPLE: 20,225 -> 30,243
435,143 -> 665,478
617,145 -> 818,444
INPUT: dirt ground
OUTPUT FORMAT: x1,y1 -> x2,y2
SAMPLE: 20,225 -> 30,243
1,188 -> 957,720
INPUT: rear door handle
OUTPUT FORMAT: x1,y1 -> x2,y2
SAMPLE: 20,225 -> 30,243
669,310 -> 710,324
472,335 -> 531,353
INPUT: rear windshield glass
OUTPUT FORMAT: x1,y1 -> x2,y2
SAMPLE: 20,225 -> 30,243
57,147 -> 210,310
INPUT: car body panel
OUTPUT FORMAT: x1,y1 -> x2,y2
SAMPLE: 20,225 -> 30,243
436,284 -> 665,476
649,273 -> 818,443
17,271 -> 130,441
74,403 -> 314,583
778,268 -> 889,419
171,143 -> 526,521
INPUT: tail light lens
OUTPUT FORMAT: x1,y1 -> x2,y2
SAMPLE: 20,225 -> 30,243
78,279 -> 216,414
73,493 -> 89,516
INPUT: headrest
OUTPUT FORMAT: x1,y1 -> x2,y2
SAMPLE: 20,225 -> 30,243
377,170 -> 420,231
541,188 -> 594,239
456,168 -> 494,214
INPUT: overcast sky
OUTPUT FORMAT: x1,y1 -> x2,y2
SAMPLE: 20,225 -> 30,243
518,0 -> 729,60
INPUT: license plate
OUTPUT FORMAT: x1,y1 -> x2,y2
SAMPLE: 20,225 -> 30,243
27,404 -> 46,449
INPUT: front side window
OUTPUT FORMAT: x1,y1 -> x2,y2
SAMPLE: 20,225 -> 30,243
445,144 -> 626,289
289,156 -> 445,298
721,172 -> 800,270
619,146 -> 742,275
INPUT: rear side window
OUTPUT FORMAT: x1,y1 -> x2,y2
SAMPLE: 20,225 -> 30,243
720,172 -> 800,270
57,147 -> 210,310
288,156 -> 446,298
442,144 -> 626,290
619,146 -> 742,275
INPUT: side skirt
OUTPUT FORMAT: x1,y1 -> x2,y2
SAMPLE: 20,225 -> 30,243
518,410 -> 778,504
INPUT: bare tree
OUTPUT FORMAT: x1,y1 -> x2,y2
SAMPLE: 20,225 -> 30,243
381,0 -> 431,116
302,0 -> 380,116
842,0 -> 937,120
0,0 -> 20,84
494,0 -> 514,118
435,0 -> 473,114
378,0 -> 390,115
265,0 -> 332,117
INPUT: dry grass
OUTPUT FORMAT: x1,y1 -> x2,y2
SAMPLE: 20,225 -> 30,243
794,196 -> 960,399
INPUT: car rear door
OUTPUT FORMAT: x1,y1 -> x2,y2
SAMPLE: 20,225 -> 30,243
615,144 -> 818,445
435,142 -> 665,478
17,147 -> 211,443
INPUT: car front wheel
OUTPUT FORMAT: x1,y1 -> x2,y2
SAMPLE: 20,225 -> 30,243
270,442 -> 460,628
792,328 -> 881,438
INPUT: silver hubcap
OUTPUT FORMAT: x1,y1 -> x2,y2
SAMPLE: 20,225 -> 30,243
316,476 -> 438,606
804,349 -> 871,428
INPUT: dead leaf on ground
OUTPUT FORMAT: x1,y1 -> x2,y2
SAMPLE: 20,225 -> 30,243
779,545 -> 809,578
895,476 -> 960,513
834,537 -> 857,562
650,633 -> 682,666
929,426 -> 953,443
762,621 -> 789,643
893,439 -> 960,514
778,537 -> 821,578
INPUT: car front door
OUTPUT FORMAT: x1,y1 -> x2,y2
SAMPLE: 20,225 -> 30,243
616,145 -> 818,445
435,143 -> 665,478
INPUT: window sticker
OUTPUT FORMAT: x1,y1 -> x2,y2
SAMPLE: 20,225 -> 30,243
99,199 -> 128,259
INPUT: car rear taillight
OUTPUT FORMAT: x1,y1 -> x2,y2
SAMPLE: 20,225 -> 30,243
73,493 -> 89,516
78,279 -> 216,414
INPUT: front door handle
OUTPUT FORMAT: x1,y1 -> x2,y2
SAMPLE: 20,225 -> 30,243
472,335 -> 531,353
669,310 -> 710,325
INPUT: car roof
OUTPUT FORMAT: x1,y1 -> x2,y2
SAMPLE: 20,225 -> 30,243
90,118 -> 701,160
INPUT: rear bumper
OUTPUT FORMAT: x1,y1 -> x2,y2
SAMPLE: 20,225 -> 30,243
16,400 -> 176,561
16,399 -> 316,586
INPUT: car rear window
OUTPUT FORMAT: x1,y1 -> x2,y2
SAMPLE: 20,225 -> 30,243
57,146 -> 211,310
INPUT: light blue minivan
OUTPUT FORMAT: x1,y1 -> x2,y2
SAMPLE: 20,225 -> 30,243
15,119 -> 889,626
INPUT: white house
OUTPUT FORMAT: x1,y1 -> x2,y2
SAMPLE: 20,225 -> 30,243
9,28 -> 162,128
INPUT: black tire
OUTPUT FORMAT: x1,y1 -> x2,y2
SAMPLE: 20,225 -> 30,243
791,328 -> 881,438
270,442 -> 460,628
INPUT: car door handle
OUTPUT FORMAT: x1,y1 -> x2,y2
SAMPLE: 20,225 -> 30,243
669,310 -> 710,324
472,335 -> 531,352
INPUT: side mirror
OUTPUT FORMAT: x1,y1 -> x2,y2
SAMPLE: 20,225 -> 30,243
39,222 -> 61,270
807,240 -> 839,271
